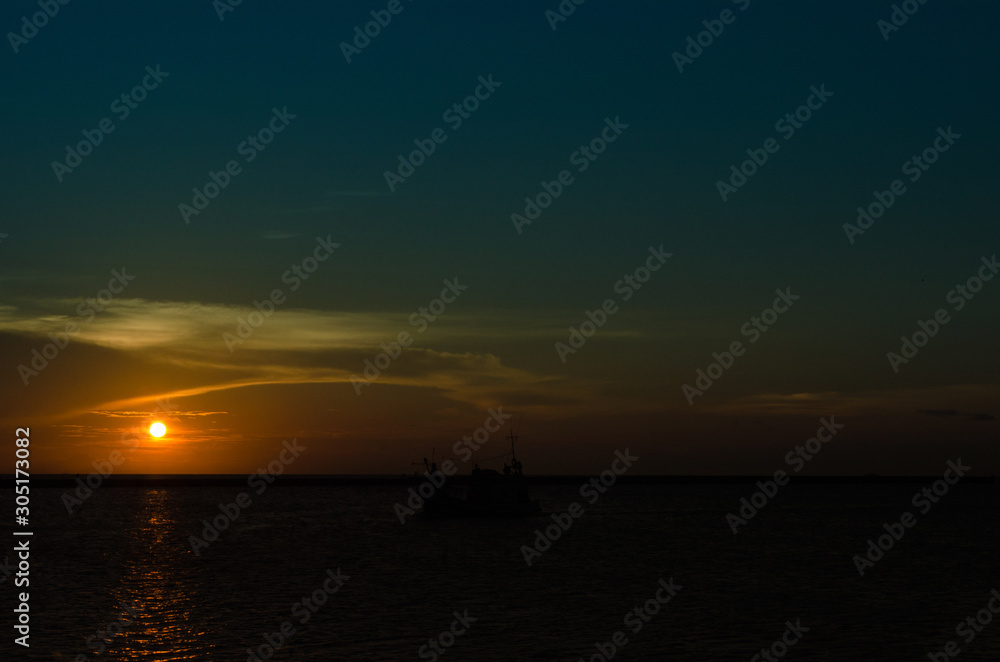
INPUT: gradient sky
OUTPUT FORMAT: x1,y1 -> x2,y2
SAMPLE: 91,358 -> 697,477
2,1 -> 998,475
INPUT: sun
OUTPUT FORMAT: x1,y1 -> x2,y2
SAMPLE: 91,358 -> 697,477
149,422 -> 167,438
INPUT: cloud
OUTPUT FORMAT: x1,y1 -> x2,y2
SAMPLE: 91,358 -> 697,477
0,298 -> 396,353
89,409 -> 228,418
0,298 -> 581,358
704,385 -> 1000,417
262,231 -> 301,240
0,297 -> 609,423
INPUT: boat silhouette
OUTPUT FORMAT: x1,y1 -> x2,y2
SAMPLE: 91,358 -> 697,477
422,429 -> 541,518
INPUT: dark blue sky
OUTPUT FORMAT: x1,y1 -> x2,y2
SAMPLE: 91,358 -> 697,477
2,1 -> 998,474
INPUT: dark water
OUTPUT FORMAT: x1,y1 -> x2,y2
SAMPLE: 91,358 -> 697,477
3,481 -> 999,660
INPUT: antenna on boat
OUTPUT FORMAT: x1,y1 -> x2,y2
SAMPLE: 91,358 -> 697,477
507,428 -> 517,462
507,413 -> 522,461
506,413 -> 527,477
413,447 -> 438,474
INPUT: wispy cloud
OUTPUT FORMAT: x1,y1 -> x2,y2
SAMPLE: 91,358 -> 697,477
705,385 -> 1000,417
0,297 -> 607,421
89,409 -> 228,418
0,298 -> 576,356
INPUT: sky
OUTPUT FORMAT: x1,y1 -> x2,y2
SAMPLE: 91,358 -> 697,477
1,1 -> 998,476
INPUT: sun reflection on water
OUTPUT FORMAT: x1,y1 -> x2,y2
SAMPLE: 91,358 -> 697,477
99,489 -> 217,661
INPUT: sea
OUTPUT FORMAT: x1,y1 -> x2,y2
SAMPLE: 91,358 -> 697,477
3,479 -> 999,661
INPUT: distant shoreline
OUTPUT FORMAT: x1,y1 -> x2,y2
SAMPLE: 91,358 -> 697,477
2,474 -> 997,488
